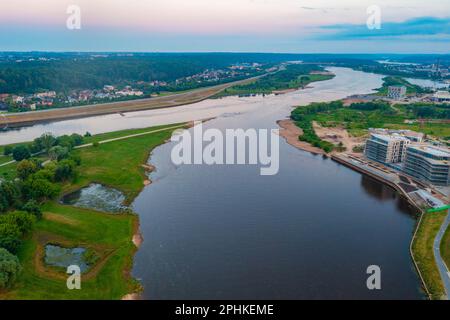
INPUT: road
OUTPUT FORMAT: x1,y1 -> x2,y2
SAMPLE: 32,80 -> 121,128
434,209 -> 450,299
0,75 -> 262,128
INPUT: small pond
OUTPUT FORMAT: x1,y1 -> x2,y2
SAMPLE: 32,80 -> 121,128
61,183 -> 127,213
44,244 -> 89,272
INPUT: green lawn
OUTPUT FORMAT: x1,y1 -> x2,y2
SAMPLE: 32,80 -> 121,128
0,161 -> 17,179
0,203 -> 137,300
385,123 -> 450,140
412,211 -> 447,300
69,123 -> 185,202
0,123 -> 186,299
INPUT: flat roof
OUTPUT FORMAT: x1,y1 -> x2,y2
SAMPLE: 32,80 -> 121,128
408,145 -> 450,157
371,133 -> 410,142
434,91 -> 450,99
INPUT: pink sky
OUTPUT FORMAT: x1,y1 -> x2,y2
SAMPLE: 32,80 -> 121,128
1,0 -> 449,35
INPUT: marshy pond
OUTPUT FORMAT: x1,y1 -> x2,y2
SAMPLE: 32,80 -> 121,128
44,245 -> 90,272
61,183 -> 127,213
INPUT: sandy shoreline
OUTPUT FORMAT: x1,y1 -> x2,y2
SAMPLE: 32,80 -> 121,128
0,77 -> 262,128
277,119 -> 325,155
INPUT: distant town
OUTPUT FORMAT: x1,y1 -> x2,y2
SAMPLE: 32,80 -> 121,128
0,62 -> 265,112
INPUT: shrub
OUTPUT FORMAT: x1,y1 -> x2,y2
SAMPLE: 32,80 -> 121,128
3,146 -> 13,156
0,248 -> 22,289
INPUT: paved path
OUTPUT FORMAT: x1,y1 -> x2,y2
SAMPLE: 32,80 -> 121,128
0,123 -> 187,168
434,209 -> 450,299
74,123 -> 187,149
0,159 -> 16,167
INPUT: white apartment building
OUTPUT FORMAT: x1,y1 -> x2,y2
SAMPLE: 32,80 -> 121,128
365,133 -> 411,164
388,86 -> 407,100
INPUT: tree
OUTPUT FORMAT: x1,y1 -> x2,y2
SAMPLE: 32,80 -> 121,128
55,135 -> 75,150
54,160 -> 76,182
16,159 -> 39,180
0,237 -> 21,255
40,133 -> 56,154
0,222 -> 22,255
22,200 -> 42,220
0,181 -> 21,213
70,133 -> 84,146
12,145 -> 31,161
0,248 -> 22,289
48,146 -> 69,161
0,212 -> 35,235
23,178 -> 60,201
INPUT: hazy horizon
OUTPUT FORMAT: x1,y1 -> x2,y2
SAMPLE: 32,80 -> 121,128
1,0 -> 450,53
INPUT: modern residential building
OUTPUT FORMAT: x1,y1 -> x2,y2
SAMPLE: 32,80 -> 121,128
387,85 -> 406,100
369,128 -> 424,142
432,90 -> 450,102
365,133 -> 411,164
404,145 -> 450,186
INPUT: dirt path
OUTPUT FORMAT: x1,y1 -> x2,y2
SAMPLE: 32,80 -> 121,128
312,121 -> 365,152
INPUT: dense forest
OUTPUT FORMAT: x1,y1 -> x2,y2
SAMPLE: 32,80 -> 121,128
0,53 -> 305,94
1,52 -> 448,94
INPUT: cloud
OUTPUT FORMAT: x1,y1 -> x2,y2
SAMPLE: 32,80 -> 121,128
317,17 -> 450,41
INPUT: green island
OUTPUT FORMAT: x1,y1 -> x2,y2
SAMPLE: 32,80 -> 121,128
376,76 -> 432,96
412,211 -> 448,300
0,123 -> 187,299
215,64 -> 335,97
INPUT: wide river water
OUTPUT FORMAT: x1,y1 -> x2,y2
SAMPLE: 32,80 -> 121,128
0,68 -> 424,299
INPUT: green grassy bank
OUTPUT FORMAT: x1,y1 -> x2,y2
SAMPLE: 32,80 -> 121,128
0,123 -> 186,299
412,211 -> 447,300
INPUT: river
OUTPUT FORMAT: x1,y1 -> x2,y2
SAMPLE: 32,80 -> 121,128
130,68 -> 424,299
0,67 -> 424,299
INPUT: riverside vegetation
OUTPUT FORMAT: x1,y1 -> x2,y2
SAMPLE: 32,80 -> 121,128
216,64 -> 334,97
291,100 -> 450,153
0,123 -> 185,299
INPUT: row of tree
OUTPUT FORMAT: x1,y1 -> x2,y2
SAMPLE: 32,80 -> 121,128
0,133 -> 82,289
4,133 -> 84,162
